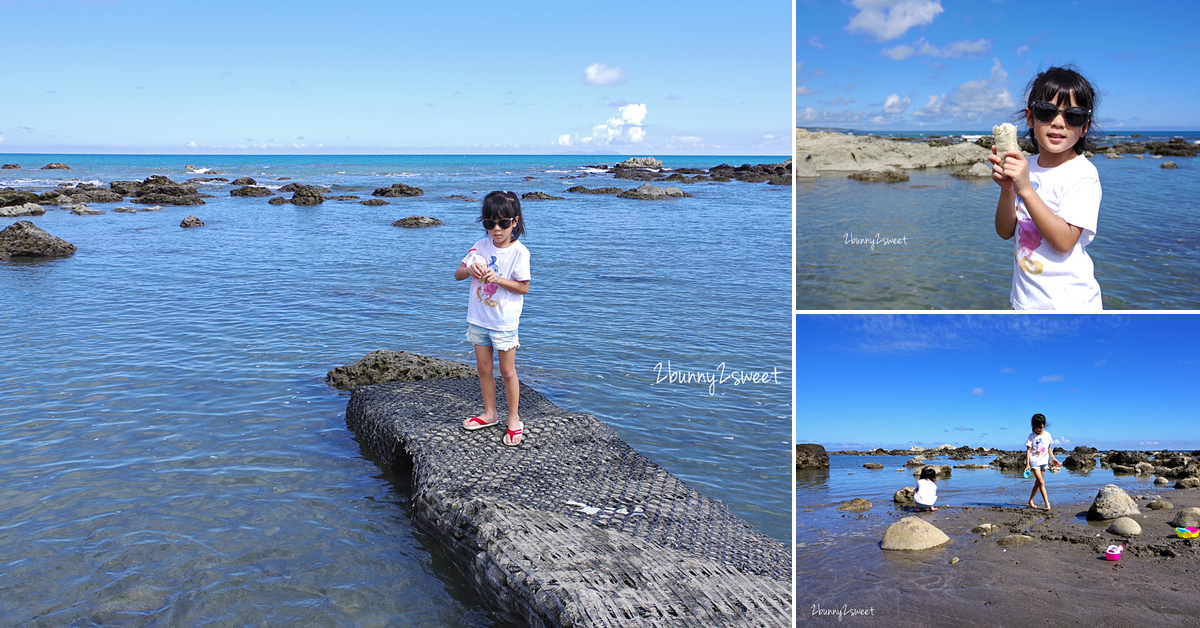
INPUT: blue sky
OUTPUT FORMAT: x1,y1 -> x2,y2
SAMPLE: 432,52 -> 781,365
797,0 -> 1200,131
796,315 -> 1200,451
0,0 -> 790,155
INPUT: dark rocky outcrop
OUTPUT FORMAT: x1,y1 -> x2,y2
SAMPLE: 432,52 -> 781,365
372,183 -> 424,198
360,199 -> 389,206
230,177 -> 258,186
180,216 -> 204,228
41,163 -> 70,170
848,170 -> 910,183
0,221 -> 77,260
617,183 -> 693,200
132,176 -> 205,206
110,181 -> 141,195
1162,161 -> 1178,169
1,164 -> 20,169
391,216 -> 443,228
327,350 -> 476,391
1,190 -> 43,207
268,197 -> 289,205
566,186 -> 623,195
617,157 -> 663,169
836,498 -> 872,512
795,443 -> 829,469
520,191 -> 564,201
290,186 -> 326,206
231,186 -> 272,197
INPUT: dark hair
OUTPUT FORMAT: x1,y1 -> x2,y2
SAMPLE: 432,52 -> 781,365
919,467 -> 938,482
1031,413 -> 1047,431
478,191 -> 525,240
1020,65 -> 1099,155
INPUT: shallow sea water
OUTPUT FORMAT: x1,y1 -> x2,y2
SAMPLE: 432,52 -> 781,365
0,154 -> 791,625
796,155 -> 1200,309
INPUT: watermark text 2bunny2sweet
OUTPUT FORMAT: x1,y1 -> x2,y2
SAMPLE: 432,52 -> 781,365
652,361 -> 781,396
844,232 -> 908,250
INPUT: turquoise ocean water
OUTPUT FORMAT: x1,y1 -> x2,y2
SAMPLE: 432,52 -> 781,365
0,154 -> 790,625
796,132 -> 1200,309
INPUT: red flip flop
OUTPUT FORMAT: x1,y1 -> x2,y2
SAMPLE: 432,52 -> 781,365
503,421 -> 524,446
462,415 -> 498,431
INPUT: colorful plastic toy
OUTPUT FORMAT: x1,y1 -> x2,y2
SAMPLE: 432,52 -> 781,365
1176,527 -> 1199,539
1023,469 -> 1031,479
1105,544 -> 1123,561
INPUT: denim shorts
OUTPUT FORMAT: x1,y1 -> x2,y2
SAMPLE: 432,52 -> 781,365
1031,463 -> 1048,472
466,323 -> 520,351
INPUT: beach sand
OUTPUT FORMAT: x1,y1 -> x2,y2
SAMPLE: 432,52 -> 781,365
797,490 -> 1200,625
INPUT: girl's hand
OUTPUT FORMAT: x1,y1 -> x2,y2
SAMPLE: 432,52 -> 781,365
468,263 -> 487,281
997,148 -> 1031,194
988,146 -> 1014,192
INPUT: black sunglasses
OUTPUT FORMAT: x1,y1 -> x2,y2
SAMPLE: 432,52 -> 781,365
482,217 -> 514,230
1029,101 -> 1090,128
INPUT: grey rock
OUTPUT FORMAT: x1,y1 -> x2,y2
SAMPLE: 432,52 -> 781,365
950,162 -> 993,179
863,463 -> 884,469
0,221 -> 77,259
1175,477 -> 1200,489
848,169 -> 909,183
893,486 -> 915,505
0,202 -> 46,217
1086,484 -> 1141,520
836,498 -> 872,512
268,197 -> 289,205
1107,517 -> 1142,536
372,183 -> 424,198
797,129 -> 990,171
795,152 -> 818,178
881,517 -> 950,550
41,162 -> 70,169
914,465 -> 951,478
180,216 -> 204,228
1155,476 -> 1169,485
231,186 -> 272,197
972,523 -> 999,535
1146,500 -> 1174,510
617,183 -> 693,200
391,216 -> 443,228
1169,508 -> 1200,528
904,456 -> 926,467
1064,452 -> 1097,469
997,535 -> 1036,547
1,163 -> 19,169
795,444 -> 829,470
326,349 -> 476,391
1162,161 -> 1178,169
616,156 -> 663,169
68,204 -> 102,215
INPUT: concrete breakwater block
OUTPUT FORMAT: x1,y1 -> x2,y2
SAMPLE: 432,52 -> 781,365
346,378 -> 789,628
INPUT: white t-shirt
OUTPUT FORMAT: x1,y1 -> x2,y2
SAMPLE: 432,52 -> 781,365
462,237 -> 530,332
914,478 -> 938,506
1010,154 -> 1102,311
1026,431 -> 1053,467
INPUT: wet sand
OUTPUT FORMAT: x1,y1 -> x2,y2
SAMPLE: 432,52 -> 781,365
797,490 -> 1200,625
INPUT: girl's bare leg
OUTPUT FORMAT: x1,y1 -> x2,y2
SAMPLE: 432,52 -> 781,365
474,345 -> 497,422
497,348 -> 520,431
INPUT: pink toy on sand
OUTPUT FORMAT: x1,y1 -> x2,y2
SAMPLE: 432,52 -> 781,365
1105,544 -> 1123,561
1176,527 -> 1199,539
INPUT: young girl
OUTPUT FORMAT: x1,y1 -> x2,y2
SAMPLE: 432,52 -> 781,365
991,65 -> 1103,310
454,191 -> 531,446
914,466 -> 939,512
1025,413 -> 1062,511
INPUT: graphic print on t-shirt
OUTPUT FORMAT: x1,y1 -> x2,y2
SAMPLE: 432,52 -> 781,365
1017,219 -> 1044,275
475,254 -> 500,307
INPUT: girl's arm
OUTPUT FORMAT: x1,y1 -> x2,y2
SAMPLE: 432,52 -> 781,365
454,263 -> 471,281
998,151 -> 1083,254
990,147 -> 1018,240
1025,445 -> 1033,468
479,268 -> 529,295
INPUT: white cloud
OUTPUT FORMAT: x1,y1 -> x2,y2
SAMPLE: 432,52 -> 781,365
809,36 -> 826,50
1038,374 -> 1065,382
554,134 -> 572,146
583,63 -> 627,86
882,93 -> 911,114
1016,45 -> 1030,56
881,37 -> 990,60
675,135 -> 703,144
797,84 -> 818,95
912,94 -> 945,117
972,387 -> 986,396
846,0 -> 944,42
573,103 -> 648,146
0,136 -> 4,144
944,58 -> 1015,121
185,141 -> 197,148
1001,366 -> 1016,374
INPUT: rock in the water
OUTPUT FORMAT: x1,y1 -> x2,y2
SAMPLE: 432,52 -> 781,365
950,162 -> 993,179
1155,476 -> 1170,485
360,198 -> 389,206
848,169 -> 909,183
520,191 -> 565,201
1064,452 -> 1097,469
880,516 -> 950,550
180,216 -> 204,228
904,456 -> 926,467
391,216 -> 443,228
836,498 -> 872,512
231,177 -> 258,185
372,183 -> 424,198
997,535 -> 1035,547
291,186 -> 326,206
1146,500 -> 1174,510
1176,477 -> 1200,489
268,197 -> 289,205
893,486 -> 915,505
1,163 -> 20,169
0,202 -> 46,218
863,463 -> 884,469
327,349 -> 476,391
1162,161 -> 1178,169
0,221 -> 77,259
616,156 -> 663,170
68,204 -> 102,215
992,452 -> 1027,470
972,523 -> 999,535
132,176 -> 205,206
795,444 -> 829,470
617,183 -> 692,200
795,152 -> 818,178
1087,484 -> 1141,520
914,465 -> 951,478
565,186 -> 622,195
1169,508 -> 1200,528
231,186 -> 272,197
41,162 -> 70,169
1107,517 -> 1142,536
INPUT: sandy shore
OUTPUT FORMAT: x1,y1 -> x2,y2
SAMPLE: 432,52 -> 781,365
797,490 -> 1200,626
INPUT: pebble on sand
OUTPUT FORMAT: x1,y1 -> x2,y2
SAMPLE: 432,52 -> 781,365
1107,517 -> 1142,536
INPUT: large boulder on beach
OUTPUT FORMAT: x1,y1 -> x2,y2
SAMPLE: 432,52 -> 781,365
326,349 -> 476,391
0,221 -> 77,260
1107,517 -> 1142,536
1169,508 -> 1200,528
372,183 -> 424,198
880,517 -> 950,550
836,498 -> 872,512
1086,484 -> 1141,520
893,486 -> 915,505
795,444 -> 829,470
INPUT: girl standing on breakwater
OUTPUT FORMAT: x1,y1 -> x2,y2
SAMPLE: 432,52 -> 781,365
455,191 -> 531,446
1025,413 -> 1062,510
990,66 -> 1103,310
